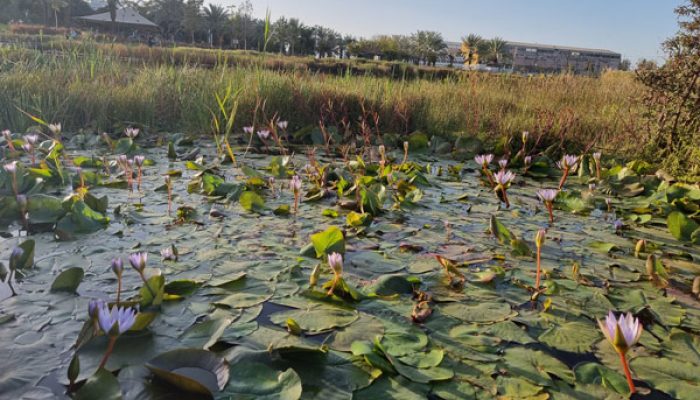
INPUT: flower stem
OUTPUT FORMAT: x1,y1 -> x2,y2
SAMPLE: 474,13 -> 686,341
535,246 -> 542,289
116,276 -> 122,306
558,168 -> 569,190
97,336 -> 117,371
139,271 -> 156,299
619,352 -> 636,394
483,167 -> 495,188
547,203 -> 554,224
501,188 -> 510,208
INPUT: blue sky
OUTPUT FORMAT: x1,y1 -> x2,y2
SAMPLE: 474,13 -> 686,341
210,0 -> 684,62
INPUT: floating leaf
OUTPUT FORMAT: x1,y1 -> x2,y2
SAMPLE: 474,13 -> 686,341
441,302 -> 515,324
538,321 -> 600,353
74,368 -> 122,400
269,307 -> 359,334
503,347 -> 574,386
146,349 -> 229,395
310,226 -> 345,258
221,362 -> 302,400
667,211 -> 699,242
239,191 -> 265,213
631,357 -> 700,399
50,267 -> 84,293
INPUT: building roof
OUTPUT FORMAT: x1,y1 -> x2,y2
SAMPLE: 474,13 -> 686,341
77,7 -> 158,28
505,41 -> 620,56
445,40 -> 620,56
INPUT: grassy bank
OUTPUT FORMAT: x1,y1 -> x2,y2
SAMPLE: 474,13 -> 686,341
0,46 -> 644,156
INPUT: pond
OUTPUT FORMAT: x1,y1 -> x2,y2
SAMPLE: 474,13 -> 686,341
1,130 -> 699,399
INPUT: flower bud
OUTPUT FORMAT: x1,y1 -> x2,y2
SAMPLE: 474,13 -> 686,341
535,229 -> 546,248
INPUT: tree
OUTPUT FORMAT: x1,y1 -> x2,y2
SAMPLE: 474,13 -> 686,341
203,4 -> 228,47
486,37 -> 507,66
412,30 -> 446,66
637,0 -> 700,177
49,0 -> 68,28
619,58 -> 631,71
182,0 -> 203,43
461,33 -> 483,67
107,0 -> 119,26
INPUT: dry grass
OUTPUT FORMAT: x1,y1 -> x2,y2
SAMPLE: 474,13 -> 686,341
0,45 -> 645,156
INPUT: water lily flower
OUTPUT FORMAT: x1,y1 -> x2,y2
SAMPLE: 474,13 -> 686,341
291,175 -> 302,214
243,126 -> 254,135
48,123 -> 61,136
24,134 -> 39,145
474,154 -> 494,167
534,229 -> 546,289
606,197 -> 613,212
2,130 -> 15,151
475,154 -> 495,187
257,129 -> 270,140
96,303 -> 138,370
498,159 -> 508,170
327,252 -> 343,295
557,154 -> 579,190
522,131 -> 529,144
134,156 -> 145,190
125,127 -> 139,139
111,258 -> 123,276
97,303 -> 137,336
88,299 -> 104,319
494,170 -> 516,208
277,120 -> 288,130
524,156 -> 532,167
4,161 -> 19,195
613,219 -> 624,233
598,311 -> 643,394
589,183 -> 596,191
593,152 -> 602,179
128,252 -> 148,273
160,246 -> 177,261
537,189 -> 559,223
3,161 -> 17,174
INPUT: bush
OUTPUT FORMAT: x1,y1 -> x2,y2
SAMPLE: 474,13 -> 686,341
637,1 -> 700,179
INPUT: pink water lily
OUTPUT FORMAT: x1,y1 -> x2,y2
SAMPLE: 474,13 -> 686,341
257,129 -> 270,140
291,175 -> 302,214
598,311 -> 642,394
498,159 -> 508,170
537,189 -> 559,223
327,252 -> 344,295
494,170 -> 515,208
24,134 -> 39,145
243,126 -> 254,135
474,154 -> 494,167
277,120 -> 288,130
125,127 -> 139,139
557,154 -> 579,189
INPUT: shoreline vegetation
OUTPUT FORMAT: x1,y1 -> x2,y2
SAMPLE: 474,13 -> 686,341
0,38 -> 644,164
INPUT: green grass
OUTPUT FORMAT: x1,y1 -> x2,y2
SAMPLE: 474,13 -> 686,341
0,44 -> 644,157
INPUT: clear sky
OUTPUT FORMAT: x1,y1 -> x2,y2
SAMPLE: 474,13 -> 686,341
209,0 -> 685,62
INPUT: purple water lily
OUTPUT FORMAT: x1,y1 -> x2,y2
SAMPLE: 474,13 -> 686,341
128,252 -> 148,272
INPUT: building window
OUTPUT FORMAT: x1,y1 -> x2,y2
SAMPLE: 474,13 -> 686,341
526,48 -> 537,53
571,51 -> 580,56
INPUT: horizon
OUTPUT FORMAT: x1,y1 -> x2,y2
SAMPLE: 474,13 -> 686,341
209,0 -> 684,62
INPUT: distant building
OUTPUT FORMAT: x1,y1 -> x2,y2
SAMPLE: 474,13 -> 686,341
445,40 -> 621,75
505,41 -> 621,75
90,0 -> 107,10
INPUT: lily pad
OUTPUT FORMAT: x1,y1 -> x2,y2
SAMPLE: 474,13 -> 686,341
145,349 -> 229,396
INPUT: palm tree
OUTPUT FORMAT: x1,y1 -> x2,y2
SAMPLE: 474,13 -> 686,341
107,0 -> 120,32
487,37 -> 507,66
461,34 -> 483,67
203,4 -> 228,47
49,0 -> 68,29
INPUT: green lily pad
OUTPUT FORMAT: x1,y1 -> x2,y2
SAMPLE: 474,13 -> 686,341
441,302 -> 516,324
630,357 -> 700,399
269,307 -> 359,333
667,211 -> 699,242
221,362 -> 302,400
50,267 -> 84,293
538,321 -> 600,353
503,347 -> 574,386
145,349 -> 229,396
74,368 -> 122,400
